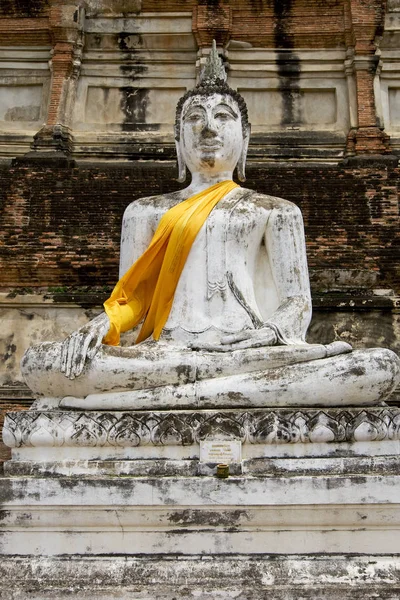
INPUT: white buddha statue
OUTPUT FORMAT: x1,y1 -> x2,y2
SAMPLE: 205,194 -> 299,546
21,43 -> 400,411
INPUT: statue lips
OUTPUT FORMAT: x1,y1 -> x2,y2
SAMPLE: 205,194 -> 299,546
199,141 -> 223,150
198,142 -> 223,161
198,141 -> 223,166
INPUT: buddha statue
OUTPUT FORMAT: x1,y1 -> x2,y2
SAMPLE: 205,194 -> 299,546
21,43 -> 400,411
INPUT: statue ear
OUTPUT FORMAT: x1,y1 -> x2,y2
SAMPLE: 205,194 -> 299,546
237,123 -> 251,183
175,125 -> 187,183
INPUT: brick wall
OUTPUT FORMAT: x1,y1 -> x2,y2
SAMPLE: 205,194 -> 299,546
0,0 -> 49,18
1,162 -> 399,292
229,0 -> 346,48
0,18 -> 50,45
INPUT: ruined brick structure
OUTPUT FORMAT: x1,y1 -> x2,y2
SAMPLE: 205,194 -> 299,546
1,0 -> 400,462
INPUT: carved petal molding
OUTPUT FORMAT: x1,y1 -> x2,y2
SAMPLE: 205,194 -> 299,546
3,408 -> 400,449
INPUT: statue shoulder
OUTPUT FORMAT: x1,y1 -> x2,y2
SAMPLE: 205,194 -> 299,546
240,188 -> 302,215
122,191 -> 185,221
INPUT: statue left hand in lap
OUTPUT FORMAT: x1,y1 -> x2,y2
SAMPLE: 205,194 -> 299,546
190,327 -> 277,353
21,42 -> 400,410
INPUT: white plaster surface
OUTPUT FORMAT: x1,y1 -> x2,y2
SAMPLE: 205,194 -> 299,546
6,438 -> 400,464
0,293 -> 102,394
1,473 -> 400,556
0,85 -> 42,122
0,48 -> 50,147
84,86 -> 186,125
389,86 -> 400,124
229,49 -> 350,135
3,473 -> 400,507
240,88 -> 337,127
71,11 -> 197,143
1,554 -> 399,599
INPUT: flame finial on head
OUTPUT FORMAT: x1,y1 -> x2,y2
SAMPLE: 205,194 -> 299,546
200,40 -> 227,85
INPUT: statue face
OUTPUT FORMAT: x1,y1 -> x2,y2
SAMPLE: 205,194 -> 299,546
179,93 -> 244,174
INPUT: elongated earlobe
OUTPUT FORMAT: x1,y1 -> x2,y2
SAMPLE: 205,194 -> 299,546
237,158 -> 246,183
175,126 -> 187,183
176,149 -> 187,183
237,124 -> 251,183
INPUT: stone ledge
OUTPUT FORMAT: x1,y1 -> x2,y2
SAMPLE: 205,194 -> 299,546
1,473 -> 400,555
2,473 -> 399,507
4,453 -> 400,477
0,555 -> 399,600
340,154 -> 399,168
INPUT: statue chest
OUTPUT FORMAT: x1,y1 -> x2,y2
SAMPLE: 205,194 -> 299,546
161,202 -> 269,341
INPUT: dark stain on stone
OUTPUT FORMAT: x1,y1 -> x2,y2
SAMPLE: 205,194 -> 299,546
56,478 -> 85,491
118,32 -> 142,52
2,339 -> 17,363
93,34 -> 102,48
0,510 -> 10,522
0,480 -> 41,503
167,508 -> 249,527
20,351 -> 29,369
175,364 -> 193,384
349,366 -> 366,377
117,33 -> 154,132
325,477 -> 346,490
273,0 -> 301,126
199,0 -> 222,5
14,511 -> 33,525
120,87 -> 148,126
0,0 -> 48,17
227,391 -> 247,402
21,311 -> 34,320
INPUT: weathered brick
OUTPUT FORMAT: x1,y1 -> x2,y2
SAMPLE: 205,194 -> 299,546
0,162 -> 399,293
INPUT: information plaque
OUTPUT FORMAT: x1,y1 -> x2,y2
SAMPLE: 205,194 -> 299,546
199,440 -> 242,464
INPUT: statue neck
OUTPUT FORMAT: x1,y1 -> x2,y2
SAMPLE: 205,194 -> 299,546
185,171 -> 234,195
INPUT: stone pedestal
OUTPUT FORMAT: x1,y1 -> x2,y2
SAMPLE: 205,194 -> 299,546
1,407 -> 400,599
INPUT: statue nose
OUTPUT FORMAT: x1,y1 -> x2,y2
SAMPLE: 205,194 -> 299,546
202,118 -> 218,137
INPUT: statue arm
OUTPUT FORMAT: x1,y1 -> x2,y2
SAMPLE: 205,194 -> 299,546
264,204 -> 312,344
101,200 -> 159,342
61,200 -> 157,377
119,200 -> 157,278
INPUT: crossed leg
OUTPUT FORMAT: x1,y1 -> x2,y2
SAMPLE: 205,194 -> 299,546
21,339 -> 400,410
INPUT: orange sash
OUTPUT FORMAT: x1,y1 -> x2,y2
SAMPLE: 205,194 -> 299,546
103,180 -> 239,345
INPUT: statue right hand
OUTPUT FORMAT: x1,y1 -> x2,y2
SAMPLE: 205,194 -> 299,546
60,312 -> 110,380
190,326 -> 277,353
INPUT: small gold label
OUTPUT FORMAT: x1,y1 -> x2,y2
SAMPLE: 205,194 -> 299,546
216,464 -> 229,478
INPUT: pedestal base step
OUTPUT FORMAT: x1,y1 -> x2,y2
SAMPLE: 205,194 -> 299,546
1,555 -> 399,600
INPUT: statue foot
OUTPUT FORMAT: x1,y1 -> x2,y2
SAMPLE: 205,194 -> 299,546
30,397 -> 62,410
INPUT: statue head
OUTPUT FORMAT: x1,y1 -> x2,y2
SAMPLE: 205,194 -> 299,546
174,41 -> 251,183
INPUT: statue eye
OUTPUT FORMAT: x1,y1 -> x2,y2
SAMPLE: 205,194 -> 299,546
185,112 -> 204,122
215,112 -> 231,120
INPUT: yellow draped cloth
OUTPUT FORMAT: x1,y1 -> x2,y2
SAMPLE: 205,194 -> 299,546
103,180 -> 239,346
